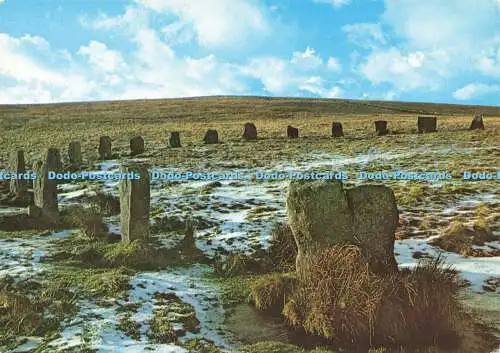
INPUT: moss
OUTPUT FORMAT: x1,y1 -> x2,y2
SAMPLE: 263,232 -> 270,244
182,338 -> 222,353
47,266 -> 131,298
117,313 -> 141,340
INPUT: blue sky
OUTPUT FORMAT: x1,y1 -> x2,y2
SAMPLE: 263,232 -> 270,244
0,0 -> 499,105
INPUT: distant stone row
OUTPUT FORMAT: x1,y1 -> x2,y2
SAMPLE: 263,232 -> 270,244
98,115 -> 486,159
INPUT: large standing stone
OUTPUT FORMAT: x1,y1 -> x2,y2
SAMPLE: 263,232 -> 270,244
287,180 -> 399,276
242,123 -> 258,140
470,115 -> 485,130
99,136 -> 112,160
169,132 -> 181,148
119,164 -> 150,243
68,141 -> 82,168
287,181 -> 353,276
417,116 -> 437,133
9,150 -> 27,198
204,129 -> 219,144
130,136 -> 145,156
287,125 -> 299,139
374,120 -> 389,136
331,122 -> 344,137
31,157 -> 58,221
346,185 -> 399,273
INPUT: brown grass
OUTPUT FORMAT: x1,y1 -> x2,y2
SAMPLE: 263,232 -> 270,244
267,223 -> 297,272
278,245 -> 497,351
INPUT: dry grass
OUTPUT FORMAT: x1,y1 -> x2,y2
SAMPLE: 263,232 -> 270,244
267,223 -> 297,272
430,219 -> 497,256
276,245 -> 497,351
249,273 -> 298,314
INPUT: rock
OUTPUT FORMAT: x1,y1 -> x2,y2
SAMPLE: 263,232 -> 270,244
130,136 -> 145,156
287,181 -> 352,276
169,132 -> 181,148
182,216 -> 196,249
286,180 -> 399,276
242,123 -> 258,140
32,157 -> 59,221
287,125 -> 299,139
374,120 -> 389,136
9,150 -> 27,198
470,115 -> 484,130
119,164 -> 150,243
45,147 -> 62,172
417,116 -> 437,133
346,185 -> 399,273
204,129 -> 219,144
331,122 -> 344,137
68,141 -> 83,168
99,136 -> 112,160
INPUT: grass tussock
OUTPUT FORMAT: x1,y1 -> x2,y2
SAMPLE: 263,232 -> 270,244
214,253 -> 272,277
430,219 -> 497,256
282,245 -> 384,346
272,245 -> 495,351
0,275 -> 77,347
51,233 -> 207,271
267,223 -> 297,272
87,192 -> 120,216
249,273 -> 298,315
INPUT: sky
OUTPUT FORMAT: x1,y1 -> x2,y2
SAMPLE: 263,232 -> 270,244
0,0 -> 499,105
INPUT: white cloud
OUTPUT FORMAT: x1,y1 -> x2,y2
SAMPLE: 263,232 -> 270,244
342,23 -> 386,48
0,33 -> 65,84
360,48 -> 441,90
291,47 -> 323,70
453,83 -> 500,100
312,0 -> 351,8
77,41 -> 125,72
327,57 -> 342,72
136,0 -> 270,48
349,0 -> 500,96
243,47 -> 343,97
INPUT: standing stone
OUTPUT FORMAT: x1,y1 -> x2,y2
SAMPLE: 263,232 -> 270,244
99,136 -> 112,160
287,125 -> 299,139
346,185 -> 399,274
374,120 -> 389,136
331,122 -> 344,137
68,141 -> 83,168
31,158 -> 58,221
204,129 -> 219,144
9,150 -> 27,198
287,180 -> 399,276
242,123 -> 258,140
119,164 -> 150,243
169,132 -> 181,148
417,116 -> 437,133
130,136 -> 145,156
46,148 -> 63,172
470,115 -> 485,130
287,181 -> 353,277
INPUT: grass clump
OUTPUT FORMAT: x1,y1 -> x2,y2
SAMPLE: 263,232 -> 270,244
282,245 -> 384,347
117,313 -> 141,340
0,276 -> 77,348
275,245 -> 496,351
249,273 -> 297,315
267,223 -> 297,272
87,191 -> 120,216
430,219 -> 497,256
47,266 -> 132,298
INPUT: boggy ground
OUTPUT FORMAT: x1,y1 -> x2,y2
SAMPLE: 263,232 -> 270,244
0,97 -> 499,352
